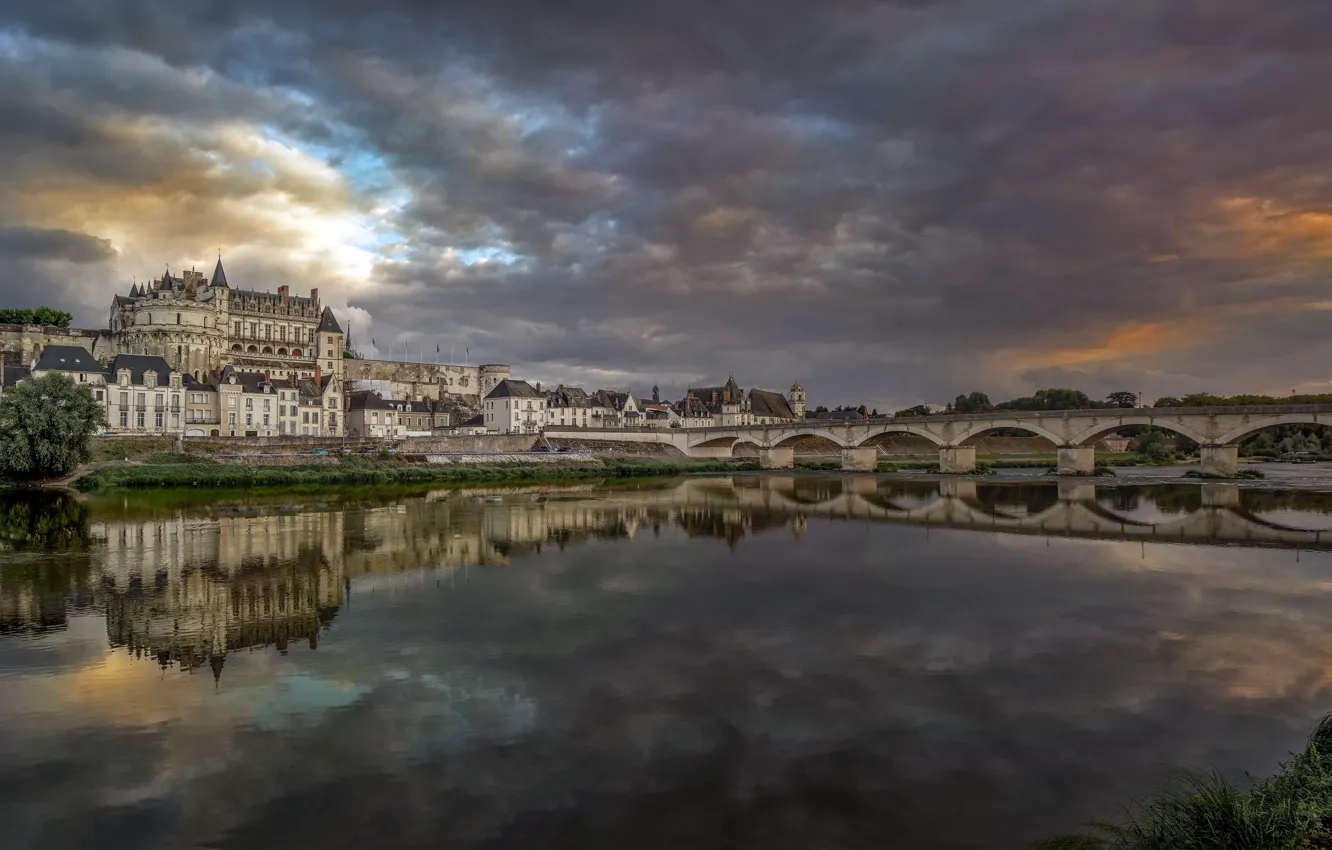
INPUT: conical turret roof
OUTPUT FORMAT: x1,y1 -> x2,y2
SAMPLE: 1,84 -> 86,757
211,256 -> 229,288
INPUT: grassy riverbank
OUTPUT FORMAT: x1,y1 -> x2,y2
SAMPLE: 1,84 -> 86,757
1034,715 -> 1332,849
72,455 -> 760,493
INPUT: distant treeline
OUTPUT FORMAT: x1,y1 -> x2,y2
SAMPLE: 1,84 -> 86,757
0,307 -> 73,327
893,389 -> 1332,418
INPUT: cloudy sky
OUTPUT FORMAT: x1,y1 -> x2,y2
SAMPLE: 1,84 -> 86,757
1,0 -> 1330,409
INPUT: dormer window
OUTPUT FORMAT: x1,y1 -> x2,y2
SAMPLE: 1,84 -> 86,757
145,373 -> 156,389
118,371 -> 129,387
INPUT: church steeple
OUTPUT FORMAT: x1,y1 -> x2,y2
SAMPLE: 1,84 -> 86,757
210,255 -> 229,288
129,282 -> 139,298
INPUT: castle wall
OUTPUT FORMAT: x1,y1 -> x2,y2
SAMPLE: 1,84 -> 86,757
0,324 -> 103,366
343,359 -> 509,402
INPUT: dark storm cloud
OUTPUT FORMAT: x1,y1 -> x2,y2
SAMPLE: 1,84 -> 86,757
2,0 -> 1331,404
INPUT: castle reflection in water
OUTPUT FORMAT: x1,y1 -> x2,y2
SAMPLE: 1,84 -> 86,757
4,475 -> 1332,676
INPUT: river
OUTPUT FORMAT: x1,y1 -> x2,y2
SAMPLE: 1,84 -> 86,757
4,473 -> 1332,849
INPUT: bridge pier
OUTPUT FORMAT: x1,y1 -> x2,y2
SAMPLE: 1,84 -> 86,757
1200,445 -> 1239,476
1201,483 -> 1240,507
759,447 -> 794,469
1058,481 -> 1096,502
840,447 -> 878,471
938,446 -> 976,474
1056,446 -> 1096,475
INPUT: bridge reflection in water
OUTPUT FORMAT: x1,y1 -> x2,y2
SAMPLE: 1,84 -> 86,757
3,478 -> 1331,678
651,476 -> 1332,550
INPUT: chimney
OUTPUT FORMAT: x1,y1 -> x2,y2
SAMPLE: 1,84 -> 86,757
315,363 -> 321,384
278,285 -> 289,306
536,382 -> 542,392
310,288 -> 319,305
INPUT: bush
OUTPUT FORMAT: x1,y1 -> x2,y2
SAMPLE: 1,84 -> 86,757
0,373 -> 104,480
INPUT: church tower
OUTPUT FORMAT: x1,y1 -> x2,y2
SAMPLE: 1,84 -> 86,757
789,382 -> 806,419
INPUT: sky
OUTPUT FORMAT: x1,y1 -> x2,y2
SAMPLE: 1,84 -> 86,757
0,0 -> 1330,410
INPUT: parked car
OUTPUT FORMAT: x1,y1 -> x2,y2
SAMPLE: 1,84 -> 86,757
534,444 -> 554,452
312,448 -> 328,456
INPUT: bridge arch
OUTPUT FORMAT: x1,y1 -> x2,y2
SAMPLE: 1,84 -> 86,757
852,424 -> 945,447
1217,414 -> 1332,447
770,429 -> 850,449
951,419 -> 1066,447
1069,417 -> 1209,448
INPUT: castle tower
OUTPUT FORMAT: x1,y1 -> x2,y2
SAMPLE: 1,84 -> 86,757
789,382 -> 806,420
316,307 -> 345,387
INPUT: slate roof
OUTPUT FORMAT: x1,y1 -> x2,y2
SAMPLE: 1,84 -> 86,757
547,385 -> 593,408
210,257 -> 229,288
2,363 -> 29,388
106,354 -> 174,385
347,390 -> 395,411
463,413 -> 485,428
485,378 -> 542,399
215,365 -> 272,392
34,345 -> 102,374
316,307 -> 343,334
749,388 -> 796,420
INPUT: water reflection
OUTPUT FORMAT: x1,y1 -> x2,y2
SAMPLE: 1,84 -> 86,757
5,478 -> 1332,848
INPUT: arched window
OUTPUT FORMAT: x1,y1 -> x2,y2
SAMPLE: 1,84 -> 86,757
247,345 -> 258,353
262,346 -> 273,354
231,344 -> 242,352
291,348 -> 302,357
277,347 -> 287,356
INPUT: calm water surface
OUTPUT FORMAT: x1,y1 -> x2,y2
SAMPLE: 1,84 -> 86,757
4,474 -> 1332,849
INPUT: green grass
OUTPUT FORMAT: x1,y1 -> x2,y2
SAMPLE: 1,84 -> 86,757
1034,714 -> 1332,849
73,456 -> 760,492
1184,468 -> 1266,480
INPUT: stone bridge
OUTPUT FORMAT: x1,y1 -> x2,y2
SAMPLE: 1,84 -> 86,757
545,404 -> 1332,475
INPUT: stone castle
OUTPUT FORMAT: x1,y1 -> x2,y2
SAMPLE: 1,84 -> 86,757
0,256 -> 509,409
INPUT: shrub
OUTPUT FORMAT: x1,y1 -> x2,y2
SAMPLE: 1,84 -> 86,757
0,373 -> 104,480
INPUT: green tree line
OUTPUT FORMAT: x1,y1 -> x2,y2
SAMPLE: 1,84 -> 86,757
0,306 -> 73,327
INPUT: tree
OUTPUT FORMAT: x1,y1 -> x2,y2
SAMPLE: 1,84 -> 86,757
1106,391 -> 1138,408
0,373 -> 104,480
953,391 -> 994,414
1152,396 -> 1183,408
894,404 -> 932,418
0,307 -> 72,327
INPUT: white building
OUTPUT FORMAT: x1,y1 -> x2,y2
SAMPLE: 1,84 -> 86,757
483,379 -> 546,434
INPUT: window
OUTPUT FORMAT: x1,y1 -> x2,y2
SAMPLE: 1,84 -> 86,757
146,374 -> 156,389
246,414 -> 252,425
155,393 -> 164,409
330,413 -> 337,429
228,413 -> 236,426
234,321 -> 241,336
263,399 -> 270,411
228,397 -> 237,409
313,412 -> 320,424
155,413 -> 163,427
119,392 -> 128,407
371,412 -> 378,424
137,412 -> 145,428
94,390 -> 103,401
176,313 -> 181,325
245,398 -> 253,410
328,398 -> 336,408
280,327 -> 287,342
78,373 -> 85,383
327,335 -> 334,345
119,372 -> 129,387
303,412 -> 310,424
120,411 -> 128,427
249,322 -> 257,338
265,325 -> 272,341
263,414 -> 270,426
136,392 -> 146,408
